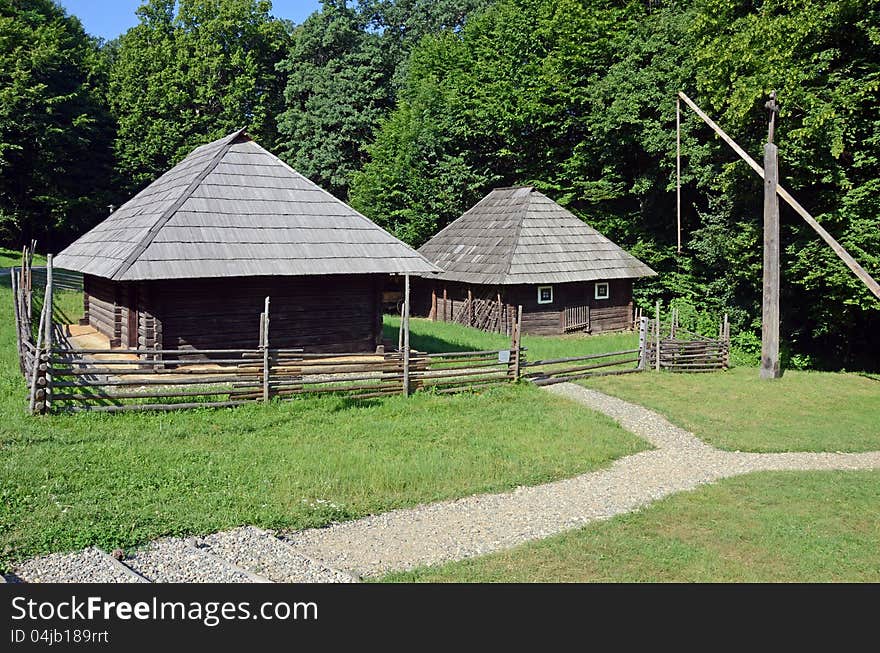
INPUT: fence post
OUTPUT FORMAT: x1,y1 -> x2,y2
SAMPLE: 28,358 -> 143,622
11,271 -> 24,374
723,312 -> 730,369
654,300 -> 661,372
512,305 -> 523,380
403,274 -> 411,396
44,255 -> 53,412
28,298 -> 48,415
262,296 -> 270,402
637,316 -> 648,370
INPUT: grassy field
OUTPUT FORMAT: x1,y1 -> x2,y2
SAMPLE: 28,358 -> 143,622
383,315 -> 638,360
0,247 -> 46,268
0,285 -> 647,569
382,470 -> 880,582
583,367 -> 880,452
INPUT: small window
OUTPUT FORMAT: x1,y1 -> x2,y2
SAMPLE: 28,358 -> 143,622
594,282 -> 610,300
537,285 -> 554,304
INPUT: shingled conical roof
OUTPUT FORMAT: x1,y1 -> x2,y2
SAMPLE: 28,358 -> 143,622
418,186 -> 656,285
55,130 -> 437,280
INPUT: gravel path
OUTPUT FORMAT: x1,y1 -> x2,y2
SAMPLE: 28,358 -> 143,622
12,383 -> 880,582
13,547 -> 148,583
283,383 -> 880,577
123,537 -> 267,583
197,527 -> 357,583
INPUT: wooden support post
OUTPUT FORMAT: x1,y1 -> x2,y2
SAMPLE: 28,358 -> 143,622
723,312 -> 730,369
403,274 -> 411,396
262,296 -> 270,401
442,286 -> 448,322
28,298 -> 48,415
11,271 -> 23,374
44,255 -> 53,412
467,287 -> 474,327
760,143 -> 781,379
676,96 -> 682,254
655,300 -> 661,372
638,316 -> 648,370
678,90 -> 880,300
511,305 -> 523,380
430,288 -> 437,321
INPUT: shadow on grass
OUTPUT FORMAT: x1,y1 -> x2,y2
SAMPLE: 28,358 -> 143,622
381,322 -> 485,354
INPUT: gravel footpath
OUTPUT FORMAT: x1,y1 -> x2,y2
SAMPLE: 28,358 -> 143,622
13,547 -> 147,583
12,383 -> 880,582
283,383 -> 880,577
123,538 -> 265,583
197,527 -> 357,583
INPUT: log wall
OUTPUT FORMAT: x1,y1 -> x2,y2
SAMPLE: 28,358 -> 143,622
413,278 -> 634,335
149,274 -> 383,354
83,274 -> 384,355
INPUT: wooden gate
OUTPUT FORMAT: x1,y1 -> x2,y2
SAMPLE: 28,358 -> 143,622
562,305 -> 590,332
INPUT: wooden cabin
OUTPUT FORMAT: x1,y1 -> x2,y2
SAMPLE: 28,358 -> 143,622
54,130 -> 436,355
413,186 -> 656,336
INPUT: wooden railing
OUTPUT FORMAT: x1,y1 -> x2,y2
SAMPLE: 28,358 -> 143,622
521,349 -> 642,385
562,305 -> 590,332
41,345 -> 526,413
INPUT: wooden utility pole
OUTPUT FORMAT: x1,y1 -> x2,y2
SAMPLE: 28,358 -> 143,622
403,274 -> 411,396
677,91 -> 880,301
760,93 -> 781,379
676,97 -> 682,253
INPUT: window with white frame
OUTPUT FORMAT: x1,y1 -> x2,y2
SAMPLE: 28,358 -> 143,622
537,285 -> 554,304
594,282 -> 610,300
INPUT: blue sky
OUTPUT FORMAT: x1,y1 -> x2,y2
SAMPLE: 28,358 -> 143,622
58,1 -> 323,40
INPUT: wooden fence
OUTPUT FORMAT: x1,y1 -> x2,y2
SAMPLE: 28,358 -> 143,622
431,288 -> 517,336
10,251 -> 732,415
644,310 -> 730,372
28,266 -> 83,292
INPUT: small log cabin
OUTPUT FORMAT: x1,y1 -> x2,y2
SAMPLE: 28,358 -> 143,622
413,186 -> 656,336
54,129 -> 436,355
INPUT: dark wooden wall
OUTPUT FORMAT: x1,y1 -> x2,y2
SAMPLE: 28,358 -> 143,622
83,274 -> 384,354
412,278 -> 634,335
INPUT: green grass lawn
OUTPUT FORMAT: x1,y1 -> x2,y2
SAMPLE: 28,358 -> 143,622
0,284 -> 647,569
383,315 -> 638,361
0,247 -> 46,268
583,367 -> 880,453
382,470 -> 880,582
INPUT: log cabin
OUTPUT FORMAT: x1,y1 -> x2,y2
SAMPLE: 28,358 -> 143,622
54,129 -> 437,356
413,186 -> 656,335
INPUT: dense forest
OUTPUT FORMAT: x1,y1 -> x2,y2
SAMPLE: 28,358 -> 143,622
1,0 -> 878,370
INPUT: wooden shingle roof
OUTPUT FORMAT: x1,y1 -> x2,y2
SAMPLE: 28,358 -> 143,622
418,186 -> 657,285
55,130 -> 438,280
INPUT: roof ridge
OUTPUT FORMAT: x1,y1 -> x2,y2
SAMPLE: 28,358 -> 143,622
111,128 -> 245,280
499,194 -> 531,283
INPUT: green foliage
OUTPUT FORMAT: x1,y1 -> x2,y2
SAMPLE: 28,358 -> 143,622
355,0 -> 880,369
0,0 -> 116,250
109,0 -> 292,188
277,0 -> 492,200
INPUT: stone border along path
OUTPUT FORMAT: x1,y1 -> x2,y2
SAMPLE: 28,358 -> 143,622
8,383 -> 880,582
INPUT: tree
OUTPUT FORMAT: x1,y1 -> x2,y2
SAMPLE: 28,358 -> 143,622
352,0 -> 880,369
109,0 -> 292,188
276,0 -> 492,199
0,0 -> 116,250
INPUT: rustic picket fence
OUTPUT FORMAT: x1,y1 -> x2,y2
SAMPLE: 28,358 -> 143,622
10,250 -> 730,415
643,306 -> 731,372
